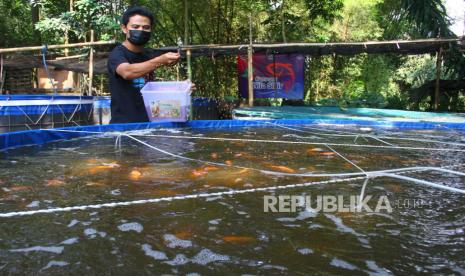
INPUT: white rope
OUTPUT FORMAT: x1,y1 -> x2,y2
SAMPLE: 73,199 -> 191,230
131,134 -> 465,153
0,176 -> 366,218
43,128 -> 465,152
268,122 -> 465,148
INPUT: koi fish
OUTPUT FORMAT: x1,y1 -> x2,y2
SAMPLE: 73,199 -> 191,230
267,165 -> 296,173
88,162 -> 120,174
222,236 -> 254,243
175,231 -> 193,239
129,170 -> 142,181
191,166 -> 219,177
320,152 -> 335,156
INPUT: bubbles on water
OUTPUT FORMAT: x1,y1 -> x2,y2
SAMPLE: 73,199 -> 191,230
191,249 -> 230,265
209,219 -> 221,225
297,248 -> 314,255
41,260 -> 69,270
141,244 -> 168,260
163,234 -> 192,248
68,219 -> 79,228
110,189 -> 121,196
84,228 -> 106,239
60,237 -> 79,245
365,260 -> 390,275
118,222 -> 143,233
165,254 -> 190,266
26,201 -> 40,208
330,257 -> 358,271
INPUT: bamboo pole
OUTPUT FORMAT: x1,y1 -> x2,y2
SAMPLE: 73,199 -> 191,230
88,30 -> 94,96
0,37 -> 459,55
247,15 -> 254,107
434,46 -> 443,111
0,40 -> 116,54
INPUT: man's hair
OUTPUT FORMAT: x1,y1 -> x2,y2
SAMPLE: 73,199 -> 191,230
121,6 -> 154,26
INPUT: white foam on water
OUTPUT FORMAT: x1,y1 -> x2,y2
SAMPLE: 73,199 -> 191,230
84,228 -> 105,238
60,237 -> 79,245
118,222 -> 143,233
84,228 -> 97,236
26,201 -> 40,208
41,260 -> 69,270
165,254 -> 190,266
296,209 -> 318,220
141,244 -> 168,260
110,189 -> 121,196
209,219 -> 221,225
330,258 -> 359,271
163,234 -> 192,248
67,219 -> 80,228
261,264 -> 288,271
191,249 -> 230,265
10,246 -> 64,254
365,260 -> 390,275
276,217 -> 296,222
297,248 -> 314,255
325,214 -> 371,248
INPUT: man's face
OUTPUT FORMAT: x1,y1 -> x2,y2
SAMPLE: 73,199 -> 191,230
121,14 -> 152,39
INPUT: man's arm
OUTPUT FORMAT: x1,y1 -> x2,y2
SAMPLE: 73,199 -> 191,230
116,52 -> 180,80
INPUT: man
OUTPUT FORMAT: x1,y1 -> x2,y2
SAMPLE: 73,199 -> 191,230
107,6 -> 180,124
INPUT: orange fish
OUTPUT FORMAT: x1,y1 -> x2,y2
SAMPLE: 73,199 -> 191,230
223,236 -> 254,243
211,153 -> 218,159
88,162 -> 120,174
6,186 -> 30,192
225,160 -> 233,166
320,152 -> 335,156
175,231 -> 193,239
267,165 -> 296,173
129,170 -> 142,181
191,169 -> 207,177
191,166 -> 219,177
45,179 -> 65,187
203,166 -> 219,172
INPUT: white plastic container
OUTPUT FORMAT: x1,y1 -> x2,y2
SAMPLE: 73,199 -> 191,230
140,81 -> 192,122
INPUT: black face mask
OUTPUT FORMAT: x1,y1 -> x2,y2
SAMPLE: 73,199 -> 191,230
128,30 -> 151,46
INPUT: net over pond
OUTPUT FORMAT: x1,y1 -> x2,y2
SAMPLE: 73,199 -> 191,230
0,120 -> 464,274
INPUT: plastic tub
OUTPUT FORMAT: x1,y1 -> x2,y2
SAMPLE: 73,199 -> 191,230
141,81 -> 192,122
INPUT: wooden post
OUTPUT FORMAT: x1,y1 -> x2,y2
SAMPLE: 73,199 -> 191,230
88,29 -> 94,96
434,46 -> 442,111
247,15 -> 254,107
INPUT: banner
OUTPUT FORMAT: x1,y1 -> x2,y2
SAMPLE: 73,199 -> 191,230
237,53 -> 305,99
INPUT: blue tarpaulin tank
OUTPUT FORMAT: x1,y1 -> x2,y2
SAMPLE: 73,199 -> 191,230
0,94 -> 94,133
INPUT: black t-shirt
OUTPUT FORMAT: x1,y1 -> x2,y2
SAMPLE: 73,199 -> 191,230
107,44 -> 153,124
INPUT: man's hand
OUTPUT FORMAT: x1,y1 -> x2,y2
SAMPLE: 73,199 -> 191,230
154,52 -> 180,66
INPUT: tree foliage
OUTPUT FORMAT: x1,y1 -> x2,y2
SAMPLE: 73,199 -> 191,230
0,0 -> 464,111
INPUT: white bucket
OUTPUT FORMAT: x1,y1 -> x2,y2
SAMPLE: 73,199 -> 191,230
140,81 -> 192,122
